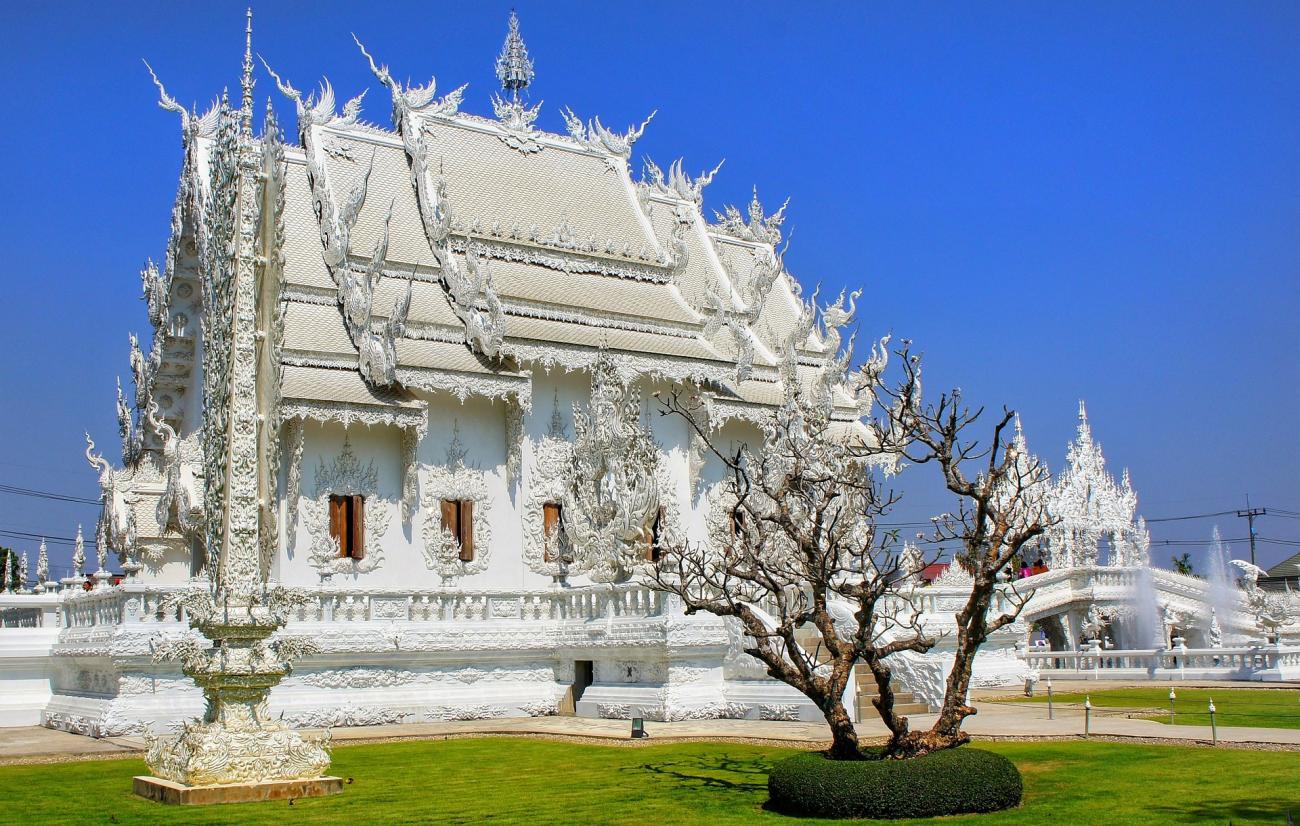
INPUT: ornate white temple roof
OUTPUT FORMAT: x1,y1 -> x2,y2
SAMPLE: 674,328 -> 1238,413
240,12 -> 845,408
1044,402 -> 1149,567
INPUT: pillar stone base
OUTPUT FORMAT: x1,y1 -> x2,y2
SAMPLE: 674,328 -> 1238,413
133,775 -> 343,806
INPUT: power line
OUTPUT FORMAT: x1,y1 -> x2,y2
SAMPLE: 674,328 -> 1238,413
1146,510 -> 1240,523
0,483 -> 99,506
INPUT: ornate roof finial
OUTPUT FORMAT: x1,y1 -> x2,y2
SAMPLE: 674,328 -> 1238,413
1078,398 -> 1088,422
240,8 -> 255,136
495,10 -> 534,101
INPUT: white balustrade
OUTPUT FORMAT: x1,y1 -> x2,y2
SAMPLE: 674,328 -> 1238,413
1021,643 -> 1300,681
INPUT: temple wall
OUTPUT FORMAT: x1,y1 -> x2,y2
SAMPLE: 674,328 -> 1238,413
271,371 -> 743,593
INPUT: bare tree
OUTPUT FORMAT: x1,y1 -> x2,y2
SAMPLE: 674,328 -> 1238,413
653,385 -> 924,760
872,349 -> 1055,756
651,341 -> 1053,760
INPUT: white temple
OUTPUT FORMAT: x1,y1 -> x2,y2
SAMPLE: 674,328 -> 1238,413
0,13 -> 1296,737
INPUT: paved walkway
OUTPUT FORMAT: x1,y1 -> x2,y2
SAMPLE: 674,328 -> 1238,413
3,683 -> 1297,764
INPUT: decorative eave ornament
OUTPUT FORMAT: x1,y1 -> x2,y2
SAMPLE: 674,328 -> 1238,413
713,187 -> 789,246
640,157 -> 724,206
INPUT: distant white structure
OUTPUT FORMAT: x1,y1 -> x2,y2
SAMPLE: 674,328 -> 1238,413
1043,402 -> 1150,569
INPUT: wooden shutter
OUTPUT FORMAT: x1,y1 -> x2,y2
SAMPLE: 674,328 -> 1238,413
349,495 -> 365,559
440,499 -> 459,540
543,503 -> 561,562
329,496 -> 348,557
458,500 -> 475,561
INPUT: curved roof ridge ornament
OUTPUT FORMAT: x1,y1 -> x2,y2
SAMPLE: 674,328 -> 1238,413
354,35 -> 506,360
561,107 -> 656,159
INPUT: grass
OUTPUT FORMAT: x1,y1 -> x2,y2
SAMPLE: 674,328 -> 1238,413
1013,686 -> 1300,729
2,737 -> 1298,825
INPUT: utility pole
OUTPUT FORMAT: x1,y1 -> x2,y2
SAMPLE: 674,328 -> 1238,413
1236,495 -> 1266,566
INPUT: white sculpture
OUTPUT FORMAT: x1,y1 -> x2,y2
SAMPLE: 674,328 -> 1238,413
34,539 -> 48,592
72,526 -> 86,578
560,352 -> 662,583
1231,559 -> 1300,641
1081,604 -> 1106,642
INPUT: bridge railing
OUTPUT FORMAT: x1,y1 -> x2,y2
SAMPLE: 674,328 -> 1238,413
1021,642 -> 1300,681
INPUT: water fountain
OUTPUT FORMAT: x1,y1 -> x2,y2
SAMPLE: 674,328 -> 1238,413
1205,527 -> 1238,641
1131,564 -> 1163,648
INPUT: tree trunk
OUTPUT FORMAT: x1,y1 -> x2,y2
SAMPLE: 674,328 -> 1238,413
822,698 -> 863,760
916,580 -> 994,753
862,652 -> 912,755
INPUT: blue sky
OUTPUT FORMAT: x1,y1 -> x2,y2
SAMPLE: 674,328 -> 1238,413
1,1 -> 1296,576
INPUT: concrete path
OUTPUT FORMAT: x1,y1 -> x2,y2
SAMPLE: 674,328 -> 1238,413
3,685 -> 1297,764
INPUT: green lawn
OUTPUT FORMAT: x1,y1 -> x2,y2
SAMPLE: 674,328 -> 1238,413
3,737 -> 1298,824
1014,686 -> 1300,729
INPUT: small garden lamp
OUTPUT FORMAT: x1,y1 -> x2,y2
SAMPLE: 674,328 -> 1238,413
1168,688 -> 1176,723
631,717 -> 647,739
1083,696 -> 1092,738
1208,698 -> 1217,746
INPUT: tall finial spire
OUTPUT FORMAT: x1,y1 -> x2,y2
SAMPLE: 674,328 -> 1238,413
240,7 -> 255,135
495,10 -> 534,101
1077,398 -> 1088,422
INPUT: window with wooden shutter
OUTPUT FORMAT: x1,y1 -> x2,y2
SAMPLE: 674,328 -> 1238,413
329,494 -> 366,559
458,500 -> 474,561
441,499 -> 475,562
542,502 -> 562,562
329,496 -> 347,557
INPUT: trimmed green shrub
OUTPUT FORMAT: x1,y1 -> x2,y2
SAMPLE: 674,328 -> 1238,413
767,746 -> 1022,819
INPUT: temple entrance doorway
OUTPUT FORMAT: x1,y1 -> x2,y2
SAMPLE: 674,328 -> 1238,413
574,660 -> 594,702
1033,615 -> 1070,651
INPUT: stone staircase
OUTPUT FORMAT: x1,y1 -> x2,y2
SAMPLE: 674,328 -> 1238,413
793,628 -> 932,720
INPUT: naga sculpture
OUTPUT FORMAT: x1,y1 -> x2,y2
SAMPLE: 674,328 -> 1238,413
354,37 -> 507,359
262,62 -> 413,386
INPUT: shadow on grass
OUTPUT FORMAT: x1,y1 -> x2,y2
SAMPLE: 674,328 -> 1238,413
1147,798 -> 1298,824
619,753 -> 775,792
